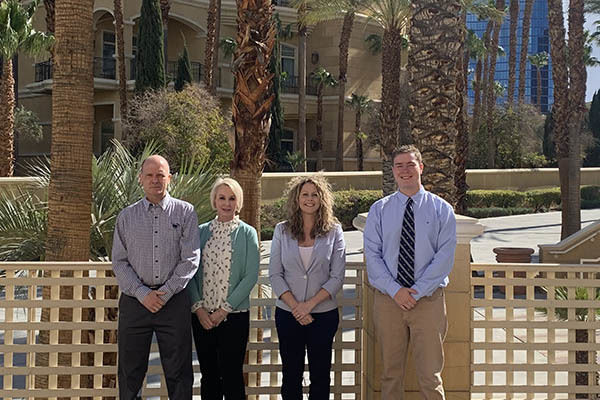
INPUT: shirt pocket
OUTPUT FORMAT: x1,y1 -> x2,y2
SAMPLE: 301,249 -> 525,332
169,218 -> 184,242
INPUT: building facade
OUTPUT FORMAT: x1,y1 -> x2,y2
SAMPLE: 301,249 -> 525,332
466,0 -> 553,113
15,0 -> 385,173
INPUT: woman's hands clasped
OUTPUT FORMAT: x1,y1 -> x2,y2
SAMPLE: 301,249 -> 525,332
195,307 -> 229,329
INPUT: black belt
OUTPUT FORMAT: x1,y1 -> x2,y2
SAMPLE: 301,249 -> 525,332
147,284 -> 163,290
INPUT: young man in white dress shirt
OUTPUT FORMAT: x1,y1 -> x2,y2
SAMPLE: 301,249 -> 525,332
364,145 -> 457,400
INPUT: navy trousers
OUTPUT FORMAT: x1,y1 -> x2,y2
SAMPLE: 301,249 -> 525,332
275,307 -> 339,400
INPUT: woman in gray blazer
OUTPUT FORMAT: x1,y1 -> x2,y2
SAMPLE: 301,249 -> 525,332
269,175 -> 346,400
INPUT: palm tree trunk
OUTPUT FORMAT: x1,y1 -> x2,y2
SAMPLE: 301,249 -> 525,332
211,0 -> 221,94
355,111 -> 363,171
41,0 -> 95,393
518,0 -> 534,104
536,66 -> 542,109
114,0 -> 128,143
565,0 -> 585,237
231,0 -> 275,231
486,0 -> 504,169
297,17 -> 307,172
381,151 -> 396,195
455,9 -> 469,214
0,60 -> 15,177
480,22 -> 493,120
472,58 -> 483,134
335,11 -> 354,171
409,0 -> 462,205
43,0 -> 55,34
316,83 -> 324,170
548,0 -> 570,239
507,0 -> 519,107
204,0 -> 221,95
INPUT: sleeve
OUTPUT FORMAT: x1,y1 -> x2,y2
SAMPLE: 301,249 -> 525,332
111,211 -> 151,302
321,224 -> 346,297
268,223 -> 292,298
412,202 -> 457,301
226,225 -> 260,309
187,226 -> 204,308
160,206 -> 201,303
363,202 -> 401,298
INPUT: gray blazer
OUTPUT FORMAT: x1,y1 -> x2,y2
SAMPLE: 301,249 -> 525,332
269,221 -> 346,313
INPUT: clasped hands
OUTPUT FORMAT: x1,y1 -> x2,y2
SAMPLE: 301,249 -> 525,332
393,287 -> 418,311
291,301 -> 315,326
142,290 -> 166,313
195,307 -> 229,330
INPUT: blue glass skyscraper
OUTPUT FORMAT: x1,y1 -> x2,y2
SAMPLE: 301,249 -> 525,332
467,0 -> 553,113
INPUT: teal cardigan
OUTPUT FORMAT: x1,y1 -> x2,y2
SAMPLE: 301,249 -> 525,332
187,219 -> 260,311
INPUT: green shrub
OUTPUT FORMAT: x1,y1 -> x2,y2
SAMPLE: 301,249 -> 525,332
465,207 -> 535,218
582,199 -> 600,209
581,185 -> 600,201
466,190 -> 528,208
526,188 -> 561,211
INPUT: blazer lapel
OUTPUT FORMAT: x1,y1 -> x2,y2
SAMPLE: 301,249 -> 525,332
305,235 -> 323,273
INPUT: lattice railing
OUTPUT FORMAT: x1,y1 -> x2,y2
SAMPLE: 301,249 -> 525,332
0,261 -> 363,399
471,263 -> 600,399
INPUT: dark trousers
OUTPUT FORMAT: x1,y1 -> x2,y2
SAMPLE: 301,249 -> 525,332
191,311 -> 250,400
275,307 -> 339,400
117,291 -> 193,400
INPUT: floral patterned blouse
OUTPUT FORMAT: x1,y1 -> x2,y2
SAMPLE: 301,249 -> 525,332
192,216 -> 240,313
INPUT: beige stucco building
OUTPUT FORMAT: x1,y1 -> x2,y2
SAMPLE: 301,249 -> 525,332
15,0 -> 388,172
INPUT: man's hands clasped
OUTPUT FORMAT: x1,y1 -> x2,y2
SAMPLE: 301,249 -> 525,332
142,290 -> 166,313
393,287 -> 418,311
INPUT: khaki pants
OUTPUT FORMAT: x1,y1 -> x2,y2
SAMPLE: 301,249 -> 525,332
373,288 -> 448,400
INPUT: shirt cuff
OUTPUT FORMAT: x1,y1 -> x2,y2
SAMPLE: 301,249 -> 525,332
222,301 -> 234,312
191,301 -> 203,312
134,286 -> 152,303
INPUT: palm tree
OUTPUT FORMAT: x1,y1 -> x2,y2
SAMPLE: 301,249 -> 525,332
311,67 -> 338,170
41,0 -> 94,390
409,0 -> 462,204
469,30 -> 487,136
485,0 -> 505,169
548,0 -> 573,239
0,0 -> 54,177
114,0 -> 128,142
43,0 -> 55,34
345,93 -> 371,171
297,1 -> 307,172
517,0 -> 534,104
231,0 -> 275,231
528,52 -> 548,110
159,0 -> 171,72
363,0 -> 411,195
301,0 -> 372,171
204,0 -> 222,95
507,0 -> 518,107
566,0 -> 586,239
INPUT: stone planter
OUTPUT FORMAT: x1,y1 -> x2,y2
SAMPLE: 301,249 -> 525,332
493,247 -> 534,263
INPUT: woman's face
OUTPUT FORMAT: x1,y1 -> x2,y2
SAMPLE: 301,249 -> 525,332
215,185 -> 237,222
298,182 -> 321,216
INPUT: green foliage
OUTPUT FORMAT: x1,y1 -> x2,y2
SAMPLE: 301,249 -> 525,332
14,105 -> 43,143
284,151 -> 306,172
135,0 -> 165,93
125,84 -> 232,173
0,0 -> 54,60
525,188 -> 561,212
466,189 -> 528,208
465,207 -> 534,218
174,43 -> 192,92
259,189 -> 383,239
0,141 -> 217,261
585,89 -> 600,166
468,104 -> 546,169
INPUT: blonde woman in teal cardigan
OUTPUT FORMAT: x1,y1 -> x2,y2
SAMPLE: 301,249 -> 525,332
187,177 -> 259,400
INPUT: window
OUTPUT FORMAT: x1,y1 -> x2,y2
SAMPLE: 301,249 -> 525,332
281,44 -> 296,81
281,129 -> 294,155
102,31 -> 116,79
100,120 -> 114,154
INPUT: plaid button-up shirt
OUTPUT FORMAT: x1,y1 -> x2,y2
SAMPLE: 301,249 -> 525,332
112,193 -> 200,303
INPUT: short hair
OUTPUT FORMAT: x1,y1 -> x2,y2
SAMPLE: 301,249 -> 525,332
140,155 -> 171,174
210,177 -> 244,213
284,174 -> 337,240
391,145 -> 422,164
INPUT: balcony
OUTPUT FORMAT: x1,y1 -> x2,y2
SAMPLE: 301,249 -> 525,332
34,57 -> 117,82
281,75 -> 318,96
166,60 -> 203,83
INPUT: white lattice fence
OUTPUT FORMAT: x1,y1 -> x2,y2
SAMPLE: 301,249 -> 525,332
471,263 -> 600,400
0,261 -> 363,399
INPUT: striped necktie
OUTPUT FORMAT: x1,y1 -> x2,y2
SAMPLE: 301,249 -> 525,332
397,197 -> 415,288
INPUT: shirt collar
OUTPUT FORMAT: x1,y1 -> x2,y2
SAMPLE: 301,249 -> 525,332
142,192 -> 171,210
395,186 -> 425,207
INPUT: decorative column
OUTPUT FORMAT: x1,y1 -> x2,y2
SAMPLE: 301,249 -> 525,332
357,214 -> 484,400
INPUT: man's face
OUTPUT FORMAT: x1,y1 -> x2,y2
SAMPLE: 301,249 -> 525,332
139,157 -> 171,203
392,152 -> 423,195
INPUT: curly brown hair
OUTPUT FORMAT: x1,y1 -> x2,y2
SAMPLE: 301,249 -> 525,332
284,174 -> 337,240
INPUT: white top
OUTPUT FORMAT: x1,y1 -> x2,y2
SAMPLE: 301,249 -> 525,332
298,246 -> 314,270
193,216 -> 240,312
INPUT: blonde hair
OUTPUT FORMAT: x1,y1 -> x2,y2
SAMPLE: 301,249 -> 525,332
210,177 -> 244,213
284,174 -> 337,240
